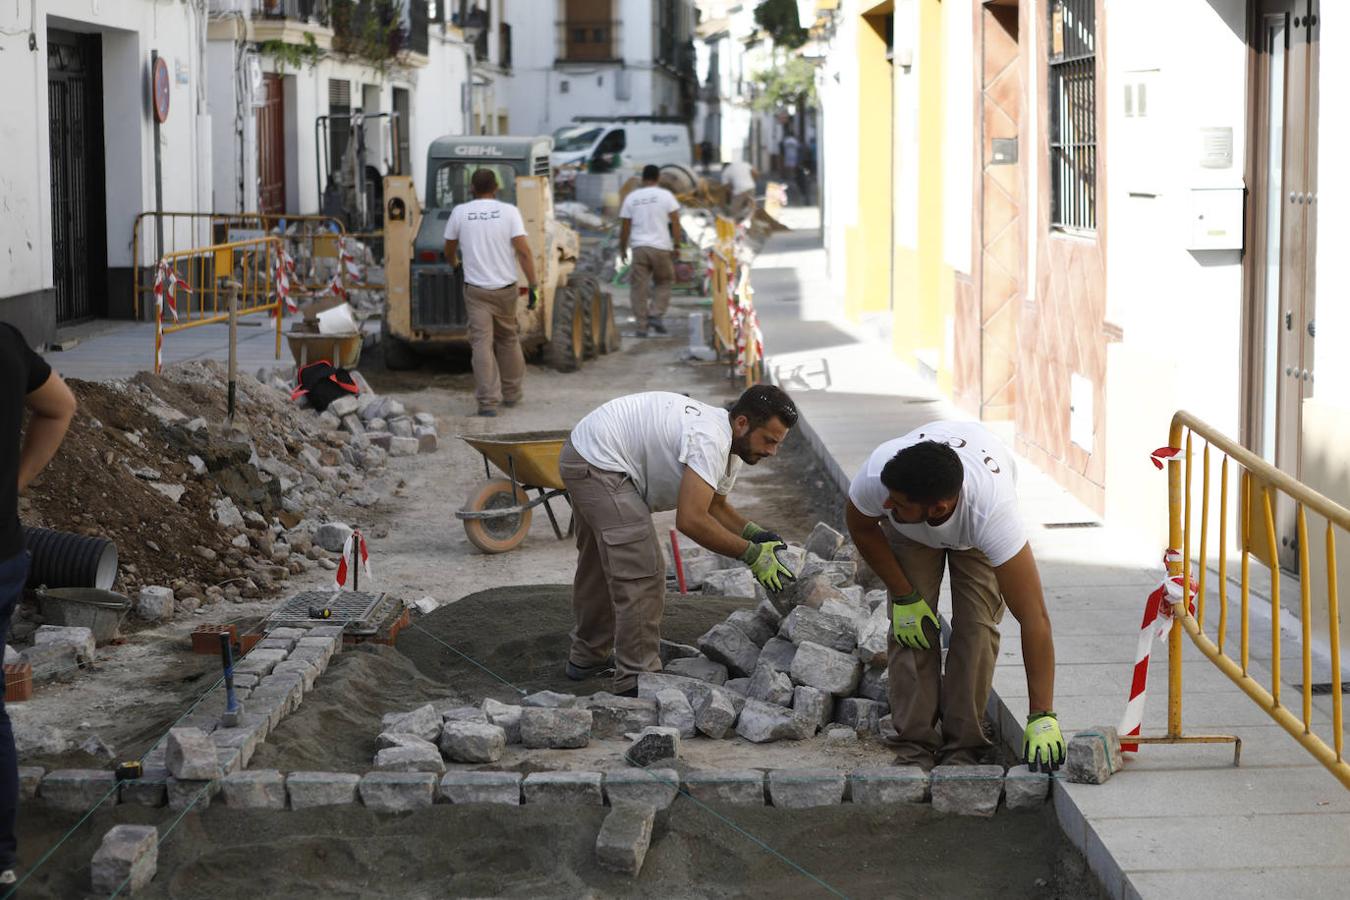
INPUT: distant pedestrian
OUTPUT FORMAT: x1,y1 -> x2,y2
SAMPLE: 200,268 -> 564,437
443,168 -> 540,417
781,133 -> 801,179
0,323 -> 76,887
618,164 -> 682,338
721,159 -> 758,221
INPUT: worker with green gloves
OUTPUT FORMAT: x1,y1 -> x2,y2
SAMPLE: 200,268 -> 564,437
561,386 -> 799,696
845,421 -> 1064,772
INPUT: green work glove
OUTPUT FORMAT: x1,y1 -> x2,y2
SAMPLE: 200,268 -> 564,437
891,591 -> 940,650
1023,712 -> 1066,773
741,521 -> 783,545
741,540 -> 795,593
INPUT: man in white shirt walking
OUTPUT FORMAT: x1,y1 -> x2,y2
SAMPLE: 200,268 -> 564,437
443,168 -> 540,417
618,165 -> 682,338
562,385 -> 799,696
844,421 -> 1065,773
721,159 -> 758,221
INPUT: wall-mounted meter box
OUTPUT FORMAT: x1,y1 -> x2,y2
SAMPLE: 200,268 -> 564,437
1188,187 -> 1244,251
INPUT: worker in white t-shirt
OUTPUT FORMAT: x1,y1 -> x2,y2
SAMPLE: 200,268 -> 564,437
721,159 -> 758,220
443,168 -> 539,417
618,165 -> 682,338
844,420 -> 1064,773
561,385 -> 799,696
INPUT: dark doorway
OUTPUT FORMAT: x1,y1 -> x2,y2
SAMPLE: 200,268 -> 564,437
256,73 -> 286,215
392,86 -> 411,177
47,29 -> 108,325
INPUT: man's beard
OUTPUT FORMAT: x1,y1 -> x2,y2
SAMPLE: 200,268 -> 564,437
731,435 -> 761,464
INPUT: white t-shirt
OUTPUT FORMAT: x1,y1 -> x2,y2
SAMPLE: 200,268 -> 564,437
570,391 -> 742,513
619,186 -> 680,251
848,421 -> 1026,567
442,199 -> 527,289
723,161 -> 755,195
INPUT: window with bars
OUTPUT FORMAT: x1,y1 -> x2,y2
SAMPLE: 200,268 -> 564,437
1048,0 -> 1096,232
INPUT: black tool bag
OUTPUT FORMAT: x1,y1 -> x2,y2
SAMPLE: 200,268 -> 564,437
291,360 -> 360,411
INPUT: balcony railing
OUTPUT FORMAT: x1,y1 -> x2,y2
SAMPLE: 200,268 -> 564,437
252,0 -> 331,24
558,19 -> 620,63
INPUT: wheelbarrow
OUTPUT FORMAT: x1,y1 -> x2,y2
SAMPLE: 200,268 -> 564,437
455,430 -> 574,553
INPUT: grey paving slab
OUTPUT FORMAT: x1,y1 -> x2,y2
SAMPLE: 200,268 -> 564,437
753,220 -> 1350,900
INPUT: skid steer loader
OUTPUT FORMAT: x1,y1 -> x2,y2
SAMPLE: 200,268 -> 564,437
380,135 -> 618,371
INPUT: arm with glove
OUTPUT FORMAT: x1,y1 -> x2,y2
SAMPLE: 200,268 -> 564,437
995,543 -> 1065,772
844,501 -> 941,649
675,469 -> 794,593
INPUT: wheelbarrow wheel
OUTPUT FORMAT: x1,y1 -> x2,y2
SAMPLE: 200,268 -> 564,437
462,478 -> 533,554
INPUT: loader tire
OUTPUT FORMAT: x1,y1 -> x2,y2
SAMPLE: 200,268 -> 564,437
600,291 -> 621,354
544,284 -> 585,372
579,277 -> 603,360
380,323 -> 420,371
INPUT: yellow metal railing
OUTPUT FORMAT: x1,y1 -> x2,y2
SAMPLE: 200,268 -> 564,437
133,212 -> 348,317
1137,410 -> 1348,789
151,236 -> 285,373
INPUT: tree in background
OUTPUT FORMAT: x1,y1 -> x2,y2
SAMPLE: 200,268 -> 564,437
754,0 -> 808,50
751,56 -> 816,114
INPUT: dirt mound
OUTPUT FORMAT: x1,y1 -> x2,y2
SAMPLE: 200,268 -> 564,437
16,360 -> 402,633
397,585 -> 748,702
251,643 -> 460,773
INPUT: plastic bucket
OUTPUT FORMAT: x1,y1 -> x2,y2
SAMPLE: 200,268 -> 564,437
35,588 -> 131,645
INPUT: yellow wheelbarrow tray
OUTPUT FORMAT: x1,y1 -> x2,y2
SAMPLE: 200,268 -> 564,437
455,430 -> 575,553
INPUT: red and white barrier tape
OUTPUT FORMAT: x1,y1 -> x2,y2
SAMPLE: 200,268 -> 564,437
1119,548 -> 1197,752
1149,446 -> 1182,469
274,249 -> 298,313
153,259 -> 192,372
334,529 -> 371,590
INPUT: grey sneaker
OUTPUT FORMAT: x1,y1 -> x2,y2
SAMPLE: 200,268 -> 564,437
0,869 -> 16,886
648,316 -> 668,335
476,408 -> 498,418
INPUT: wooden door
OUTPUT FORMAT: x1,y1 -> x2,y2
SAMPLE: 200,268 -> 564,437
256,74 -> 286,215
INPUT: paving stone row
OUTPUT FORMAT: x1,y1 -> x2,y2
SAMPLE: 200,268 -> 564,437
50,765 -> 1045,814
32,624 -> 345,811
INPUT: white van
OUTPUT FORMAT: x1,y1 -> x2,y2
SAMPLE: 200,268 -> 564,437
551,119 -> 693,185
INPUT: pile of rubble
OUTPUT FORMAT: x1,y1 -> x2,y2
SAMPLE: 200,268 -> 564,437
18,360 -> 438,632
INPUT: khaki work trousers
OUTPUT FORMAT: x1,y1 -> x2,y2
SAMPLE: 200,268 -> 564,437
465,283 -> 525,411
559,441 -> 666,693
884,527 -> 1005,769
629,246 -> 674,324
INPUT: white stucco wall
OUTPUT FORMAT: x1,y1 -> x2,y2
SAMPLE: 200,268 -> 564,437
1102,0 -> 1249,544
1,0 -> 210,295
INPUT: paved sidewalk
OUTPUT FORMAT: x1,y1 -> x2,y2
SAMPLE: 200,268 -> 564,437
39,318 -> 375,382
754,208 -> 1350,899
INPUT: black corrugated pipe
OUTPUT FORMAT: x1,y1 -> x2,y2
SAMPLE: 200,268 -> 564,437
22,527 -> 119,591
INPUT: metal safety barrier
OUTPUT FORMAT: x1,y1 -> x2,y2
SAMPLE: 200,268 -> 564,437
150,235 -> 285,373
133,212 -> 349,317
1136,411 -> 1348,788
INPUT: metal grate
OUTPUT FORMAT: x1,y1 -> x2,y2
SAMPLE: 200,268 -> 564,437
1048,0 -> 1096,232
269,589 -> 389,634
413,264 -> 468,328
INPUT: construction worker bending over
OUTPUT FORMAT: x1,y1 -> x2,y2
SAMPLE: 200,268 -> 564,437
443,168 -> 539,418
844,421 -> 1064,772
562,386 -> 799,696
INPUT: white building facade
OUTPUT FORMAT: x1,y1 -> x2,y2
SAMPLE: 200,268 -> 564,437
1,0 -> 213,341
507,0 -> 697,137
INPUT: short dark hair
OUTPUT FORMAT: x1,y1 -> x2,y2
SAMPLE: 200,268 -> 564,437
880,442 -> 964,505
642,164 -> 661,182
471,168 -> 498,195
731,384 -> 798,431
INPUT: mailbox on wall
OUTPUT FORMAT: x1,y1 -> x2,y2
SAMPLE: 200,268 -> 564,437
1188,187 -> 1245,251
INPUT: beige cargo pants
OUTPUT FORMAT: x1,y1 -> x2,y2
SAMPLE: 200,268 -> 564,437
629,246 -> 674,324
559,440 -> 666,693
464,283 -> 525,411
884,527 -> 1006,769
